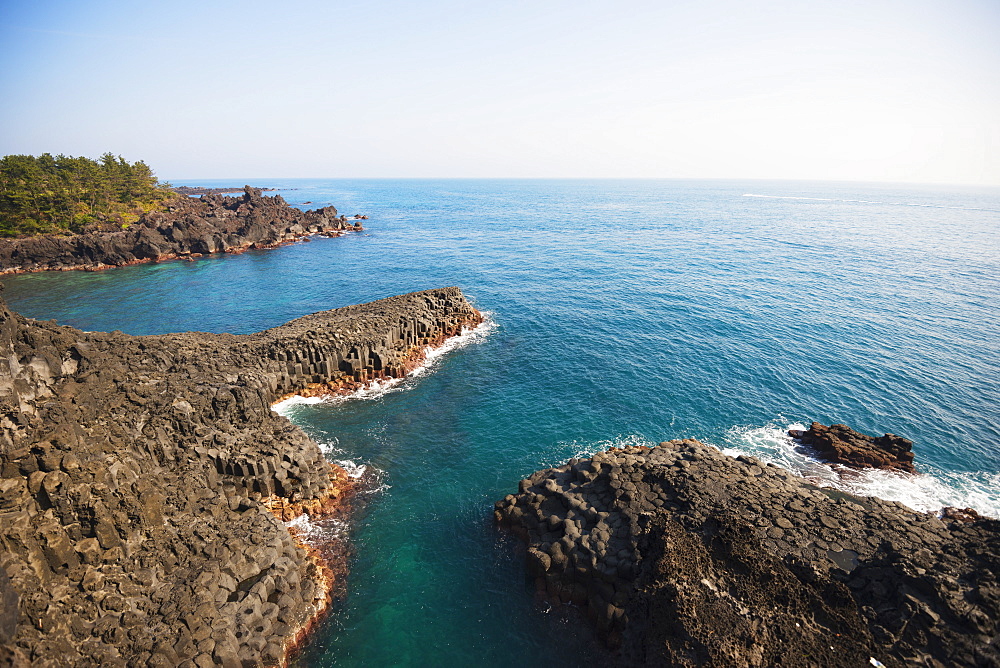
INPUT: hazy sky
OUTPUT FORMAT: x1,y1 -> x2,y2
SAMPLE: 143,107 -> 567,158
2,0 -> 998,184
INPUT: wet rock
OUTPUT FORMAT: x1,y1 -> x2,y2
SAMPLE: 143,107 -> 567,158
790,421 -> 916,473
941,506 -> 981,524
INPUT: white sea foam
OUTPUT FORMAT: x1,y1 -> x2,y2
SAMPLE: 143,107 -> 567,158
544,434 -> 657,471
271,313 -> 496,414
334,459 -> 368,479
408,312 -> 497,378
331,377 -> 409,404
271,395 -> 325,413
313,440 -> 386,491
717,422 -> 1000,518
284,513 -> 348,543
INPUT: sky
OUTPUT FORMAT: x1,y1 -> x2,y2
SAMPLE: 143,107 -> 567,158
1,0 -> 998,185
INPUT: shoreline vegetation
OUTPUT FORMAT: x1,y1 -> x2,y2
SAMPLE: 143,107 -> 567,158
0,153 -> 174,238
0,154 -> 370,276
0,287 -> 484,666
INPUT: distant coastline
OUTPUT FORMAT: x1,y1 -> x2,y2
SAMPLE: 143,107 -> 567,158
0,186 -> 361,275
171,185 -> 280,196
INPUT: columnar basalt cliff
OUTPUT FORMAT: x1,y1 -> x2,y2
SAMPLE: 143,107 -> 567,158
0,186 -> 362,275
495,440 -> 999,667
0,287 -> 482,666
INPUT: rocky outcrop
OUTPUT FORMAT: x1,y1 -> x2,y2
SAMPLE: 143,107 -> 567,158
495,439 -> 999,667
172,186 -> 278,196
0,287 -> 482,666
0,187 -> 360,275
789,421 -> 916,473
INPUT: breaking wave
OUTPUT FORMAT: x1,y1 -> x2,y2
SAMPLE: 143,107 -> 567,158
716,422 -> 1000,518
284,513 -> 349,543
541,434 -> 657,472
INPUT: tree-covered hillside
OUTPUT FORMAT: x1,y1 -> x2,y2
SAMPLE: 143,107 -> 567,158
0,153 -> 175,237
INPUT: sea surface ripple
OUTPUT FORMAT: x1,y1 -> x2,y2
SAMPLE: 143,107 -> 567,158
3,179 -> 998,666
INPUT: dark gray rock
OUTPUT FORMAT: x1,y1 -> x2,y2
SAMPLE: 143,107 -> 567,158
0,186 -> 359,275
496,439 -> 999,667
0,287 -> 482,665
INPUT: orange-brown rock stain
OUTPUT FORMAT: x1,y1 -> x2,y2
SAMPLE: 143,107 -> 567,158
263,310 -> 483,666
272,309 -> 485,405
262,463 -> 356,668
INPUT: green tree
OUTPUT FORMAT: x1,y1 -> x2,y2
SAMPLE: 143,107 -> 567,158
0,153 -> 175,237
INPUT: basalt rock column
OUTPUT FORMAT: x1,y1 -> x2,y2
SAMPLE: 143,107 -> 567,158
495,439 -> 998,667
0,287 -> 482,666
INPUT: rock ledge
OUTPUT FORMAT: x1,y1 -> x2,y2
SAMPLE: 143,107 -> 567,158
1,287 -> 482,666
495,439 -> 998,667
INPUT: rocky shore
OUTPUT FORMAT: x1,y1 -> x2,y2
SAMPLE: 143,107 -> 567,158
0,287 -> 483,666
172,187 -> 278,196
495,431 -> 999,666
0,186 -> 361,275
789,421 -> 917,473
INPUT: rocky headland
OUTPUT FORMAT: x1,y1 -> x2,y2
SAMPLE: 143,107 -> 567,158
0,187 -> 361,275
0,287 -> 483,666
495,429 -> 999,666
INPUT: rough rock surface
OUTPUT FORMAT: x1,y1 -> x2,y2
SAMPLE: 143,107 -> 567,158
0,186 -> 362,275
789,421 -> 916,473
0,287 -> 482,666
495,440 -> 999,667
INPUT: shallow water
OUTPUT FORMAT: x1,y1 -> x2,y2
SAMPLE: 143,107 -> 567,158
4,178 -> 998,665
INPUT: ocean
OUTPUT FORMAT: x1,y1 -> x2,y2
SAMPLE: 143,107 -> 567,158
3,179 -> 998,666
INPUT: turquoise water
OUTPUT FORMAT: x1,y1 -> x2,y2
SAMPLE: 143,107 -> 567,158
4,179 -> 999,665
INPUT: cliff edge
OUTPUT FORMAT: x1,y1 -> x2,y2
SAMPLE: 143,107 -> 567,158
0,287 -> 482,666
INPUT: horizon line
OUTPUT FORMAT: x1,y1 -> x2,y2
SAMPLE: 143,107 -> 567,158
163,176 -> 1000,189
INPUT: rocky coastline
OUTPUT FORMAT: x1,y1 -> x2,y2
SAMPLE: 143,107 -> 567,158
172,187 -> 279,196
789,421 -> 917,473
0,287 -> 483,666
0,186 -> 362,276
495,427 -> 999,667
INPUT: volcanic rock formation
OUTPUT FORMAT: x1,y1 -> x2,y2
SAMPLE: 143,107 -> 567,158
0,186 -> 360,275
789,421 -> 916,473
171,186 -> 278,196
495,439 -> 999,667
0,287 -> 482,666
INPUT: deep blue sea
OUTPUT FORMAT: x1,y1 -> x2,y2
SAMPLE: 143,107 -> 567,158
3,179 -> 999,666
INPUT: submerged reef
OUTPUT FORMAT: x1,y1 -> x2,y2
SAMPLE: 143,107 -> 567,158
0,287 -> 482,666
496,436 -> 999,667
0,186 -> 362,275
